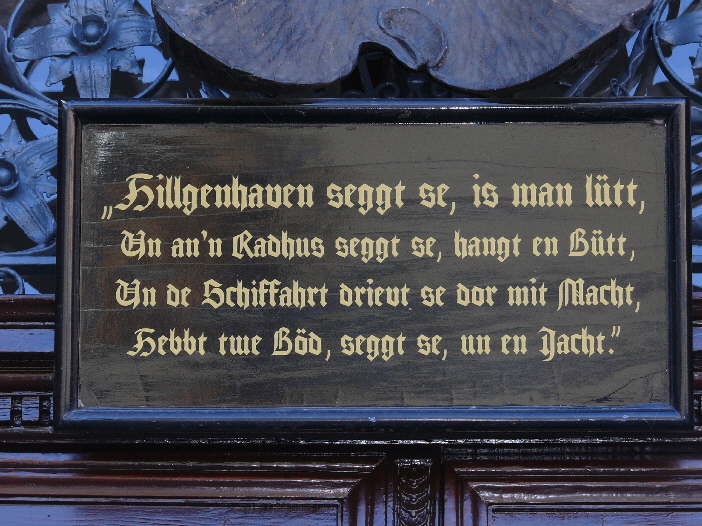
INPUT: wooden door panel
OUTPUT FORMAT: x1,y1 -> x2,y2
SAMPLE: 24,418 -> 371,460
0,454 -> 387,526
489,508 -> 702,526
0,503 -> 339,526
445,460 -> 702,526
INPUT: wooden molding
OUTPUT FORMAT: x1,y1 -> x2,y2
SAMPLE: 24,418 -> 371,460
0,294 -> 54,329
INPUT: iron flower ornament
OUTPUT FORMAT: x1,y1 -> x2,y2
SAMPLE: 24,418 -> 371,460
0,121 -> 57,247
10,0 -> 161,97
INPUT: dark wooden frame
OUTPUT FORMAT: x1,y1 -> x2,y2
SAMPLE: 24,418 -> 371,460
56,98 -> 692,438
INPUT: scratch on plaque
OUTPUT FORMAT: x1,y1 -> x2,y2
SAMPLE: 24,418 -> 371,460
587,369 -> 666,404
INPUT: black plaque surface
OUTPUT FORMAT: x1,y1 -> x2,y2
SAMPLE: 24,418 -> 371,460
57,100 -> 690,436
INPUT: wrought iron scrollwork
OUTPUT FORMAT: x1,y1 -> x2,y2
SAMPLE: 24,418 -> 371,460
0,266 -> 26,293
0,87 -> 57,288
7,0 -> 172,98
0,0 -> 173,293
645,0 -> 702,256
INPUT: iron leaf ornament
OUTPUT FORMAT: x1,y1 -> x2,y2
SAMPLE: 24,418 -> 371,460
0,121 -> 56,247
658,10 -> 702,69
153,0 -> 653,92
10,0 -> 161,97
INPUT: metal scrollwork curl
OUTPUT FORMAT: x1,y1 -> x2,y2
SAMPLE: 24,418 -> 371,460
0,266 -> 26,293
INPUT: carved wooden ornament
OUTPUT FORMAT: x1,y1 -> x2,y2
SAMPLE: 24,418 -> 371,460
153,0 -> 653,91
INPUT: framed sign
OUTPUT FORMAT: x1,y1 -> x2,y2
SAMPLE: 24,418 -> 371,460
57,99 -> 691,437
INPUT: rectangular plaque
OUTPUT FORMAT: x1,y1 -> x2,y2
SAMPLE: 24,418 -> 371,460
57,100 -> 691,436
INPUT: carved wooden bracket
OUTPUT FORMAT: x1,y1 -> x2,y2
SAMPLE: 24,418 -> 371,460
395,459 -> 434,526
